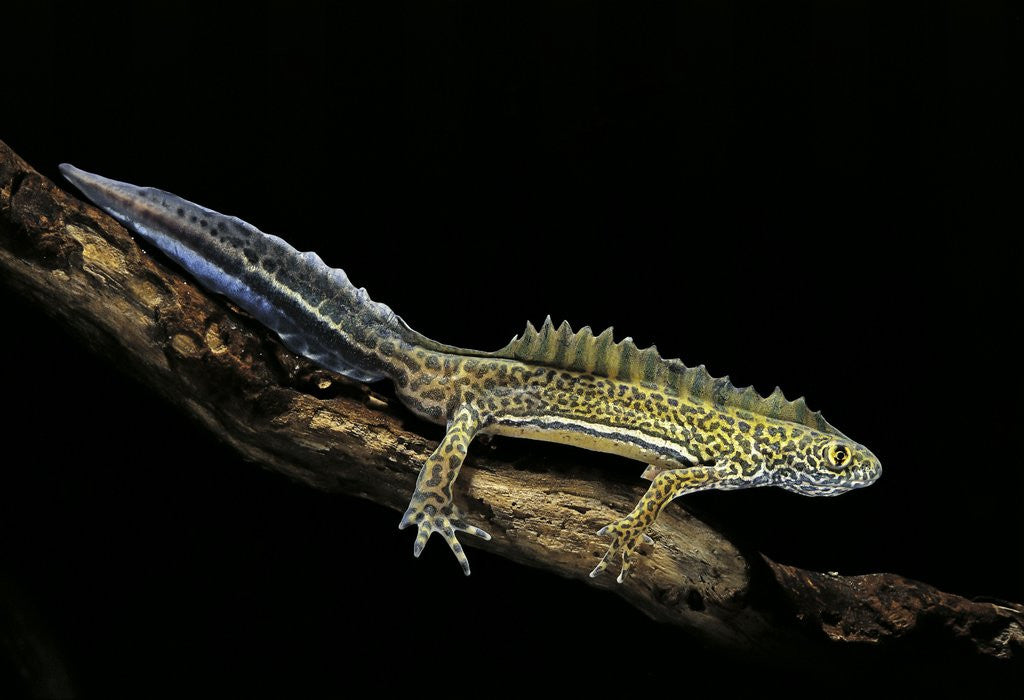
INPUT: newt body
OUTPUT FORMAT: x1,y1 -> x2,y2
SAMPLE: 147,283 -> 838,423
60,164 -> 882,580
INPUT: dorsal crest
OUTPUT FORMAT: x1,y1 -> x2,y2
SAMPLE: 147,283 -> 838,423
493,316 -> 843,436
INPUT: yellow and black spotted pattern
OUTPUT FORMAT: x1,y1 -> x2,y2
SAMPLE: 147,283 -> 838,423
383,333 -> 881,580
61,166 -> 883,582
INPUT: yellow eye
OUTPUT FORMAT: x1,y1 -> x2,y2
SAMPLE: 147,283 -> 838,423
829,444 -> 851,466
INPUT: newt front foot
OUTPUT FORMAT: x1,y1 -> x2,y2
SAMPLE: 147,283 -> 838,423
589,515 -> 654,583
399,499 -> 491,576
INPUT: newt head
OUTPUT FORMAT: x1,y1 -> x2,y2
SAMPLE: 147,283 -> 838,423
773,431 -> 882,497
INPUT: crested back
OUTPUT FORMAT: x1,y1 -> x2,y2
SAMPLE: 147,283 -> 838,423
488,316 -> 844,436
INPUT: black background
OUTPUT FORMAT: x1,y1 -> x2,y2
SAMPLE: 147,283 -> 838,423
2,1 -> 1021,694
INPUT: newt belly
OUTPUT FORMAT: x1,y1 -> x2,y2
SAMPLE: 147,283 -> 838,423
60,164 -> 882,581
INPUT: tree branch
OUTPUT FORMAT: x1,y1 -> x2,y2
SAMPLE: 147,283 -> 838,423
1,140 -> 1020,665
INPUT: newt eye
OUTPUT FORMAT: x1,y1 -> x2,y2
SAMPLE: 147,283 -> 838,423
827,444 -> 851,467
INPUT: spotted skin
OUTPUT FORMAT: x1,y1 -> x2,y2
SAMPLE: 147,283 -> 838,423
398,405 -> 491,574
60,164 -> 883,582
592,467 -> 720,582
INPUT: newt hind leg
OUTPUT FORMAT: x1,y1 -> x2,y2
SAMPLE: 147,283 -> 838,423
591,465 -> 720,582
398,405 -> 491,575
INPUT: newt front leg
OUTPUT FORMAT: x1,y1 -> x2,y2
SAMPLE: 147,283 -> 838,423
591,464 -> 741,582
398,405 -> 491,575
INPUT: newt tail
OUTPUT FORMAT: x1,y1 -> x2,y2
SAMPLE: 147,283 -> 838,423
60,163 -> 882,580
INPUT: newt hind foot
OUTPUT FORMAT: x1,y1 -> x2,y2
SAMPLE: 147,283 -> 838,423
399,405 -> 490,575
399,500 -> 491,575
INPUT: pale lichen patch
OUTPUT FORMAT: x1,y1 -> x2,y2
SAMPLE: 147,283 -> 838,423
310,408 -> 349,434
126,278 -> 164,309
205,323 -> 228,354
67,225 -> 127,283
170,333 -> 199,358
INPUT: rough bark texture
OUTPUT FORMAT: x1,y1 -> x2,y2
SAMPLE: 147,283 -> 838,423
1,140 -> 1020,666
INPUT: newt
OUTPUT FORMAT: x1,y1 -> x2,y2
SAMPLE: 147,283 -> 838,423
59,164 -> 882,581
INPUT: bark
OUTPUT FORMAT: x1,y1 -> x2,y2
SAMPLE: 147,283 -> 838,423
1,139 -> 1020,667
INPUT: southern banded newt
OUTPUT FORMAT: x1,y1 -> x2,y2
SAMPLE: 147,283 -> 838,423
60,164 -> 882,581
